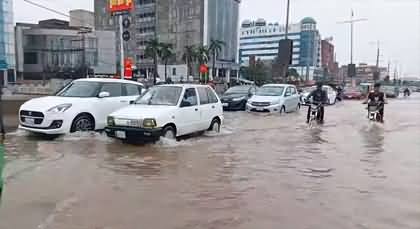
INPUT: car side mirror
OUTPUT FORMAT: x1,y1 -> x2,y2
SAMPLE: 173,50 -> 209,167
98,91 -> 110,98
129,100 -> 135,104
180,100 -> 191,107
285,92 -> 291,97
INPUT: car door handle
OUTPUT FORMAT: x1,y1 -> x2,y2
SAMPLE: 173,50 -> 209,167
211,105 -> 215,109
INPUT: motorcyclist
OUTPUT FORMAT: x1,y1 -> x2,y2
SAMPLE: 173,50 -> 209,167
306,82 -> 328,123
363,83 -> 387,122
403,88 -> 410,97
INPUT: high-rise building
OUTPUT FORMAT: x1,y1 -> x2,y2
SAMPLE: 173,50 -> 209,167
321,38 -> 338,80
95,0 -> 240,80
0,0 -> 16,85
239,17 -> 322,81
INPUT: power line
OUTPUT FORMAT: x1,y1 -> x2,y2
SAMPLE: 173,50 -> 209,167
22,0 -> 94,28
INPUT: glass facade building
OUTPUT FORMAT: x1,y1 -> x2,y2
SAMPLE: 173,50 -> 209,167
0,0 -> 15,83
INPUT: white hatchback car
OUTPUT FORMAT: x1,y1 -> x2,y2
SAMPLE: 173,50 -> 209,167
105,84 -> 224,142
246,84 -> 301,113
19,78 -> 144,135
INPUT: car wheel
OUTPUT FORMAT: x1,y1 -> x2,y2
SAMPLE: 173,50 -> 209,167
71,114 -> 94,132
162,126 -> 176,139
280,105 -> 286,114
208,118 -> 221,133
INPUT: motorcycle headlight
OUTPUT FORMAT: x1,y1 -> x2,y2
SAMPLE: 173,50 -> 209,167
107,116 -> 115,126
143,118 -> 157,128
232,96 -> 246,102
47,104 -> 72,113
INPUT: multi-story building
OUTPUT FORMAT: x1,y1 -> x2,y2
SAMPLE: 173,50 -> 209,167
15,19 -> 116,80
239,17 -> 322,81
321,38 -> 338,81
69,9 -> 95,28
95,0 -> 240,80
0,0 -> 16,85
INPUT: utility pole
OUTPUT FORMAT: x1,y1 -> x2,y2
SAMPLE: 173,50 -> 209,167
285,0 -> 291,39
338,10 -> 368,65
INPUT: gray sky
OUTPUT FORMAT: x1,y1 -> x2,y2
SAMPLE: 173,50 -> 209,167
14,0 -> 420,76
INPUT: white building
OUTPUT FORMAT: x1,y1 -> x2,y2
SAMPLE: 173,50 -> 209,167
239,17 -> 322,77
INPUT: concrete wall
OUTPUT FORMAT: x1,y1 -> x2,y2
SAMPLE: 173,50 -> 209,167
157,64 -> 187,82
70,10 -> 94,28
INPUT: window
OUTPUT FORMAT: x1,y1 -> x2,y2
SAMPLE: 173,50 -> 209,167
24,52 -> 37,64
124,84 -> 141,96
197,87 -> 209,105
206,87 -> 219,103
100,83 -> 122,97
172,68 -> 176,76
285,87 -> 292,95
291,87 -> 297,95
181,88 -> 198,107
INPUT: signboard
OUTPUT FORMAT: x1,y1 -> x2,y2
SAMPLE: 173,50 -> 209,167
124,58 -> 133,79
109,0 -> 134,13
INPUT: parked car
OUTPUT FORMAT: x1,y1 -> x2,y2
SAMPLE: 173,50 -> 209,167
220,85 -> 257,111
382,85 -> 400,98
246,84 -> 300,113
105,84 -> 224,142
19,78 -> 145,135
343,87 -> 364,100
302,85 -> 338,105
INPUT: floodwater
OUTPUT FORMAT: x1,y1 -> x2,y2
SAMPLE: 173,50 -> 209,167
0,94 -> 419,229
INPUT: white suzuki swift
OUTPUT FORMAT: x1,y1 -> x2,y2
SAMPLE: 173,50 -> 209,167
105,84 -> 224,142
19,78 -> 144,135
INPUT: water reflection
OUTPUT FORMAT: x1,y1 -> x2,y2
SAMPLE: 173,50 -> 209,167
360,124 -> 386,179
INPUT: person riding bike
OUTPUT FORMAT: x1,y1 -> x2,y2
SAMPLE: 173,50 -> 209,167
363,83 -> 387,122
403,88 -> 410,97
306,82 -> 328,124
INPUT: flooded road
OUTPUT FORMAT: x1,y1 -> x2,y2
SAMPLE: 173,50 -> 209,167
0,94 -> 419,229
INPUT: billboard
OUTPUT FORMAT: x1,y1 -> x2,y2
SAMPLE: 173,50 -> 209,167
109,0 -> 133,13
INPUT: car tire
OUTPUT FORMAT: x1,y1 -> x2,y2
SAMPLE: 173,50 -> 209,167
208,118 -> 221,133
280,105 -> 286,114
161,126 -> 176,139
70,114 -> 95,132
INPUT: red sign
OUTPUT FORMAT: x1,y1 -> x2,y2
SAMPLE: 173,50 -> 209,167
109,0 -> 133,13
124,58 -> 133,79
200,64 -> 209,74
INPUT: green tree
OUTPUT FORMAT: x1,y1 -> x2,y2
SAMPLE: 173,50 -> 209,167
182,45 -> 197,82
160,43 -> 174,81
145,38 -> 161,84
209,39 -> 225,79
242,60 -> 268,86
196,45 -> 210,82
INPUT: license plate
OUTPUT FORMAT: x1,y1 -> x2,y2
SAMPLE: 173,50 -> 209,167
115,131 -> 126,139
256,108 -> 264,111
222,103 -> 228,107
25,118 -> 35,125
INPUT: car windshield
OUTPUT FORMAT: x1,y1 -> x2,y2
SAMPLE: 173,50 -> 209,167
136,86 -> 182,106
56,81 -> 101,97
256,86 -> 285,96
224,86 -> 250,95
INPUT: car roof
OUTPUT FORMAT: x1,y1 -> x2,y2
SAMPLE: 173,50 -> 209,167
157,84 -> 211,88
262,84 -> 295,87
75,78 -> 144,86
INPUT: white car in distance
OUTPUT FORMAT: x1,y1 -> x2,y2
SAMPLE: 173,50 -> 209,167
105,84 -> 224,142
246,84 -> 301,113
19,78 -> 144,135
302,85 -> 338,105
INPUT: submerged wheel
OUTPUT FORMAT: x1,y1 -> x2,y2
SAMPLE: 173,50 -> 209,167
162,126 -> 176,139
71,114 -> 94,132
208,118 -> 221,133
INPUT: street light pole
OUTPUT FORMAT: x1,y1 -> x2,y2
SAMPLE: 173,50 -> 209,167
285,0 -> 290,39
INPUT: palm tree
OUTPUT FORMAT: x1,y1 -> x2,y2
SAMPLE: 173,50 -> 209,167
209,39 -> 225,79
196,45 -> 210,83
145,38 -> 161,84
182,45 -> 197,82
160,43 -> 174,81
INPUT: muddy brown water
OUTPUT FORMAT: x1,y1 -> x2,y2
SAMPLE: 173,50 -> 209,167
0,95 -> 419,229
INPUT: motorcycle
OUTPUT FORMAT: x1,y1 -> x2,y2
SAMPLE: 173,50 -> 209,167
367,102 -> 383,122
307,103 -> 323,127
403,89 -> 410,97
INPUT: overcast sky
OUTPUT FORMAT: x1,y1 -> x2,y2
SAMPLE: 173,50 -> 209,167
14,0 -> 420,76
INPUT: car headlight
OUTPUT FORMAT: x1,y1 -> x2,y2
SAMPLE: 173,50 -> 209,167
232,96 -> 246,102
107,116 -> 115,126
47,104 -> 72,113
143,118 -> 157,128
